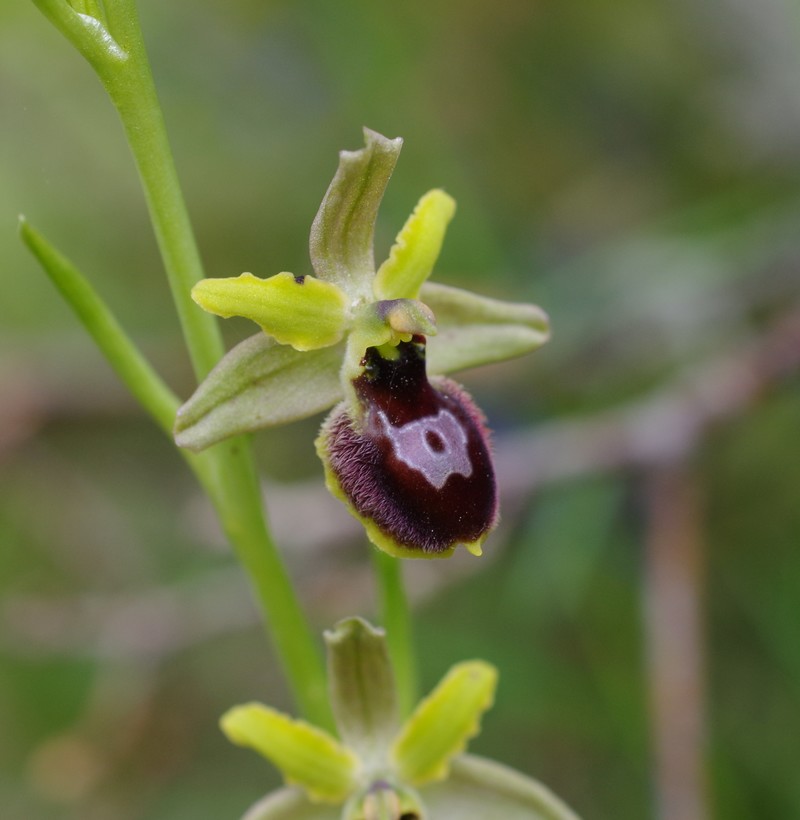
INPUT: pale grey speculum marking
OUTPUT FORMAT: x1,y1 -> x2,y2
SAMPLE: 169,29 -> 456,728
376,408 -> 473,489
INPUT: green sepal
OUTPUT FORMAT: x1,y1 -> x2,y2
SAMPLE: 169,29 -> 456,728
192,272 -> 349,351
391,661 -> 498,786
174,333 -> 344,452
324,618 -> 400,762
422,755 -> 582,820
220,703 -> 360,804
374,189 -> 456,301
309,128 -> 403,300
421,282 -> 551,375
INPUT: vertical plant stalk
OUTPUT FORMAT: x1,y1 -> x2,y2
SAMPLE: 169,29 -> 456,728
643,464 -> 709,820
371,548 -> 417,717
103,1 -> 332,729
29,0 -> 331,730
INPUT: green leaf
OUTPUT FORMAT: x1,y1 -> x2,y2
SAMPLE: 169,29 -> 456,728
392,661 -> 498,786
192,272 -> 348,351
422,755 -> 582,819
324,618 -> 400,762
374,189 -> 456,301
309,128 -> 403,300
174,333 -> 344,452
220,704 -> 359,804
421,282 -> 551,375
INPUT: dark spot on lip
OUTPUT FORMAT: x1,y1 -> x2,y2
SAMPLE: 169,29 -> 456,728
294,275 -> 306,284
425,430 -> 445,452
324,340 -> 498,555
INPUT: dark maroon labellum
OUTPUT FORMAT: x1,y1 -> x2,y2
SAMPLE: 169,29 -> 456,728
322,339 -> 498,556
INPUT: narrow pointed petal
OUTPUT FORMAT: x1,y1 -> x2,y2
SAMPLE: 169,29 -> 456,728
391,661 -> 498,786
421,282 -> 551,375
374,189 -> 456,301
325,618 -> 400,761
309,128 -> 403,299
175,333 -> 344,452
192,272 -> 348,351
221,703 -> 360,804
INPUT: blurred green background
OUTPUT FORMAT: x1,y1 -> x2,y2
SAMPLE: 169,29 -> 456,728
2,1 -> 800,818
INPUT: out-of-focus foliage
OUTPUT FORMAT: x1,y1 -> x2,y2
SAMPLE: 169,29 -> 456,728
1,0 -> 799,818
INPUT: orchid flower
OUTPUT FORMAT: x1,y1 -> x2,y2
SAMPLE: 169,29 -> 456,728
221,618 -> 579,820
174,129 -> 549,558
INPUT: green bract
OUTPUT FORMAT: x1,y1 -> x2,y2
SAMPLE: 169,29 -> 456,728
174,128 -> 549,452
221,618 -> 580,820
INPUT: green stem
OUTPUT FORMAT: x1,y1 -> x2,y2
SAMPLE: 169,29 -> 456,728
371,548 -> 417,716
107,2 -> 331,728
28,0 -> 332,730
99,2 -> 223,381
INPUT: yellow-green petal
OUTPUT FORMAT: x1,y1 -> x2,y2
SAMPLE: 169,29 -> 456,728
374,189 -> 456,301
221,703 -> 360,803
391,661 -> 498,786
192,272 -> 348,351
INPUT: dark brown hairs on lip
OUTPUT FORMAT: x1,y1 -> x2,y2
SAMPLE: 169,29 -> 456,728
320,340 -> 498,556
